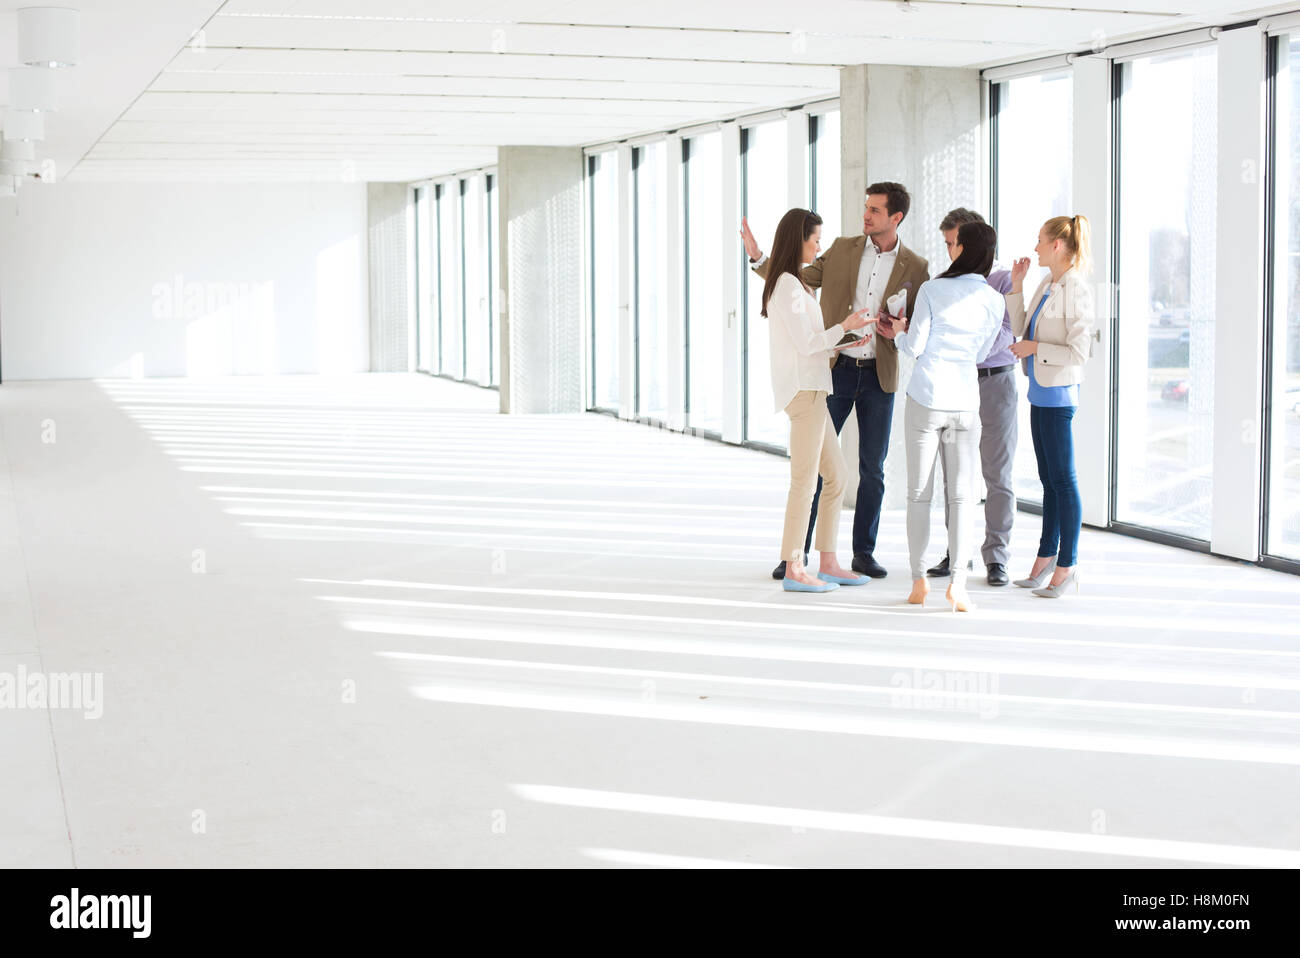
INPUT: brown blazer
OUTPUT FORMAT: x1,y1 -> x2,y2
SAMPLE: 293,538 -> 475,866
754,234 -> 930,393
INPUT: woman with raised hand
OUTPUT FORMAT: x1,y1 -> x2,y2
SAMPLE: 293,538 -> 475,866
764,207 -> 875,593
876,221 -> 1005,612
1006,214 -> 1095,598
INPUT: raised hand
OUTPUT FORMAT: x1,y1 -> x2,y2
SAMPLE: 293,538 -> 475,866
1010,257 -> 1031,291
739,216 -> 762,261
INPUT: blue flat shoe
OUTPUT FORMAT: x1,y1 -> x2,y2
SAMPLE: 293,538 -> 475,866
817,572 -> 870,586
782,578 -> 839,593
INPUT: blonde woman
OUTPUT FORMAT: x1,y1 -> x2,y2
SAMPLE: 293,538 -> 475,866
763,207 -> 874,592
1006,215 -> 1094,598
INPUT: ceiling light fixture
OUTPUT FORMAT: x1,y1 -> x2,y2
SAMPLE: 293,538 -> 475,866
17,7 -> 80,68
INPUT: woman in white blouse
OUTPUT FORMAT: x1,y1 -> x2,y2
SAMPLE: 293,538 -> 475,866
877,221 -> 1004,612
764,208 -> 874,593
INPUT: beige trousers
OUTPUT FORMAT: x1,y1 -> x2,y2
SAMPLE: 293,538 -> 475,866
781,390 -> 848,562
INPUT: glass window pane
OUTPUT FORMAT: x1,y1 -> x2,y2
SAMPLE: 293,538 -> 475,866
414,186 -> 434,373
635,141 -> 669,422
589,152 -> 620,410
1268,35 -> 1300,560
462,176 -> 489,385
438,183 -> 461,378
1115,47 -> 1217,540
487,174 -> 500,387
743,120 -> 790,449
993,71 -> 1073,506
686,132 -> 723,435
813,111 -> 842,248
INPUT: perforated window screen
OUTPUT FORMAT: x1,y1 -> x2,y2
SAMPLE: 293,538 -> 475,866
367,183 -> 410,372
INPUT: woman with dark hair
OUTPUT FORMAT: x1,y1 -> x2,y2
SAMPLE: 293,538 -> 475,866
764,207 -> 874,593
877,221 -> 1005,611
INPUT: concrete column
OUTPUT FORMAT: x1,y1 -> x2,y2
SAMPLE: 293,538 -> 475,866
496,145 -> 585,414
839,64 -> 982,510
1212,27 -> 1268,559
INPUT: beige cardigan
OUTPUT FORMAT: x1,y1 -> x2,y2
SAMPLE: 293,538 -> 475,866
1005,267 -> 1094,389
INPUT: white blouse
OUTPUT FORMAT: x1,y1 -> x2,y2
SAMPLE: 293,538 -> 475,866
766,271 -> 846,412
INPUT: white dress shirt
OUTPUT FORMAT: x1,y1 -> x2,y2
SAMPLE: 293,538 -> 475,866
840,237 -> 898,360
893,273 -> 1005,411
766,272 -> 846,412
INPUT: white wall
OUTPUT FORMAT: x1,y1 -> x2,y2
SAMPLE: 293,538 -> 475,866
0,181 -> 368,380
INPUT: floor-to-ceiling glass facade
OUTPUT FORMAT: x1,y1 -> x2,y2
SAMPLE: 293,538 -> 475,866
1268,33 -> 1300,561
461,175 -> 490,385
487,173 -> 499,387
413,185 -> 435,373
1115,46 -> 1218,541
589,151 -> 620,412
437,181 -> 461,379
685,132 -> 723,435
811,110 -> 842,248
634,141 -> 670,422
742,119 -> 790,450
992,71 -> 1073,506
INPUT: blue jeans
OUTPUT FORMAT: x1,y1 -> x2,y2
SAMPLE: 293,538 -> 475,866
1029,404 -> 1080,567
803,356 -> 895,558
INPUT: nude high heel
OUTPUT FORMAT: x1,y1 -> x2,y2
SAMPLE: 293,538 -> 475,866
946,582 -> 976,613
907,578 -> 929,606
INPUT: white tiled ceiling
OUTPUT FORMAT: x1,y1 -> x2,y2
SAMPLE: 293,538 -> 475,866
18,0 -> 1299,183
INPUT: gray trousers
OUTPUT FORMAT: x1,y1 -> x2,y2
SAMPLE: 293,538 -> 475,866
904,396 -> 981,584
939,368 -> 1019,566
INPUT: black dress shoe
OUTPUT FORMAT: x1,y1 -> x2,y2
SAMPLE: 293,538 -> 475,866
851,554 -> 888,578
771,555 -> 809,580
986,562 -> 1009,586
926,552 -> 973,577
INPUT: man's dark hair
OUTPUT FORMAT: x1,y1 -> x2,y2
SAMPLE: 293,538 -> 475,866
938,222 -> 997,280
865,181 -> 911,223
939,207 -> 986,232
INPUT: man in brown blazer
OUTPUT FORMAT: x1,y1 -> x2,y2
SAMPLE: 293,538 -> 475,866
743,181 -> 930,579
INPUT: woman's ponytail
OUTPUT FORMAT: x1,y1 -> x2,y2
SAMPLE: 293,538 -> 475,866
1044,213 -> 1092,276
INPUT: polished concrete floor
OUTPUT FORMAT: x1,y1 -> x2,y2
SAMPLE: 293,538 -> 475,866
2,373 -> 1298,867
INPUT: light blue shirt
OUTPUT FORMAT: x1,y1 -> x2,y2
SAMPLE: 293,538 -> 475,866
894,274 -> 1005,412
1025,290 -> 1080,408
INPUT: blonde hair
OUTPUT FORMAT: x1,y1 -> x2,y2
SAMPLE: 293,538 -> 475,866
1042,214 -> 1092,276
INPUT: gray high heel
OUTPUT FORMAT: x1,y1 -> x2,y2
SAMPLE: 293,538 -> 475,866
1032,567 -> 1080,598
1013,557 -> 1056,589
